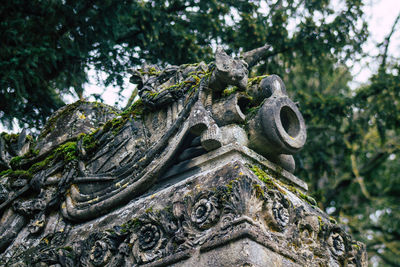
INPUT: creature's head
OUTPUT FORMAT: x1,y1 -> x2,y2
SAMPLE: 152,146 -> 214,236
209,48 -> 249,92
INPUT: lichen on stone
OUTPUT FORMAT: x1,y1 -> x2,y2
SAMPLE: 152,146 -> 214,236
247,74 -> 269,86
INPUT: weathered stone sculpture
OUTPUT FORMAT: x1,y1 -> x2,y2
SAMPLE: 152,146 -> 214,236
0,46 -> 366,266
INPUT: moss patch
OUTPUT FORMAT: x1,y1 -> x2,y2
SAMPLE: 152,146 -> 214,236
249,164 -> 287,196
10,156 -> 23,169
81,133 -> 98,153
1,139 -> 80,180
56,142 -> 78,162
1,98 -> 146,180
222,86 -> 239,97
253,183 -> 265,198
28,154 -> 54,174
147,69 -> 205,98
103,99 -> 144,135
250,164 -> 277,190
248,164 -> 319,206
138,66 -> 160,76
247,74 -> 269,86
286,184 -> 317,206
0,132 -> 20,143
0,169 -> 12,177
329,217 -> 337,224
318,216 -> 324,231
3,169 -> 32,180
145,207 -> 153,213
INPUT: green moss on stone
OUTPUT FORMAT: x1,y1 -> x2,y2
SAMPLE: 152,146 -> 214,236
145,207 -> 153,213
0,132 -> 19,143
82,134 -> 98,152
318,216 -> 324,231
138,66 -> 160,76
245,104 -> 262,118
253,184 -> 265,198
250,165 -> 277,190
27,141 -> 78,174
286,185 -> 317,206
329,217 -> 337,224
10,156 -> 23,169
247,74 -> 269,86
222,86 -> 239,97
181,62 -> 200,68
102,99 -> 144,135
56,142 -> 78,162
29,155 -> 54,174
0,169 -> 12,177
8,169 -> 32,180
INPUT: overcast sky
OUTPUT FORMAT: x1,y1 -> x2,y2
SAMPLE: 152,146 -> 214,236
351,0 -> 400,88
2,0 -> 400,133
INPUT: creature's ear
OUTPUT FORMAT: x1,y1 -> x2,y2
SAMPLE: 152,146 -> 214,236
215,47 -> 232,73
240,43 -> 271,69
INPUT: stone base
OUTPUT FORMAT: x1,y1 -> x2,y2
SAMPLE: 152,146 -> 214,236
171,238 -> 300,267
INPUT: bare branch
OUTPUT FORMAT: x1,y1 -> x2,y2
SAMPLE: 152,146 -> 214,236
380,12 -> 400,70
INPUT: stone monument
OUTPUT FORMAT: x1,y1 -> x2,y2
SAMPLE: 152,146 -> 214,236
0,46 -> 367,266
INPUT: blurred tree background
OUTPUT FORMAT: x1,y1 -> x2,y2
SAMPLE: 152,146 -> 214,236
0,0 -> 399,265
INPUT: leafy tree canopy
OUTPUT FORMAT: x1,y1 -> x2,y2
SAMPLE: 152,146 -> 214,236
292,13 -> 400,265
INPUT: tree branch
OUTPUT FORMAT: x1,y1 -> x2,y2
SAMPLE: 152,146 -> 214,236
380,12 -> 400,70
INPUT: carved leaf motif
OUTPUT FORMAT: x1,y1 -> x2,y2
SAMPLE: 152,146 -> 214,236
222,176 -> 264,224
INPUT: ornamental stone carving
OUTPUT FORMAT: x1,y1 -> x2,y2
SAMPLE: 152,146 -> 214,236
189,192 -> 220,230
0,45 -> 366,266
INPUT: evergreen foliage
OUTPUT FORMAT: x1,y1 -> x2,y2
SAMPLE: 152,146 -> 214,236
1,0 -> 366,128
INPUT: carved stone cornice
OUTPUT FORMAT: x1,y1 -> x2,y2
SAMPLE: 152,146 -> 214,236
1,161 -> 366,266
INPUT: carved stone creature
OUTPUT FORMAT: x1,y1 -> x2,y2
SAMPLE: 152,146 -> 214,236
208,47 -> 249,92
